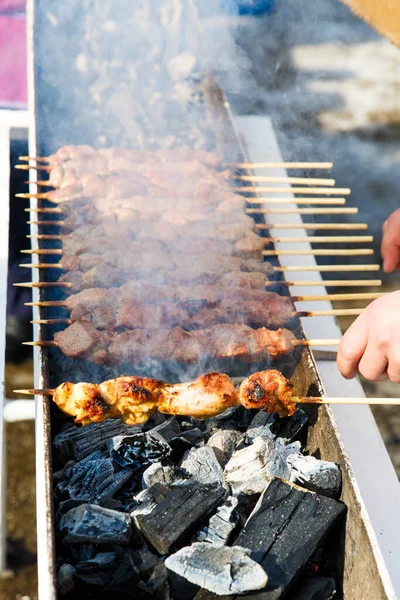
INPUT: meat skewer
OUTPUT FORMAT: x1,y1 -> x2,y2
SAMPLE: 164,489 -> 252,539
23,322 -> 298,366
14,369 -> 297,424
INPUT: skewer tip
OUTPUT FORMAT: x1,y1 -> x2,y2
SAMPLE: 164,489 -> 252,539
13,388 -> 55,395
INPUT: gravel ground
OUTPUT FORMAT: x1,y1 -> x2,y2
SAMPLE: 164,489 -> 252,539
4,0 -> 400,597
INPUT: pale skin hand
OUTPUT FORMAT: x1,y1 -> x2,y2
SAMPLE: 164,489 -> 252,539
381,208 -> 400,273
337,291 -> 400,382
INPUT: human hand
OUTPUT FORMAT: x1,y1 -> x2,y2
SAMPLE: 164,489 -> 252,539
337,291 -> 400,382
381,209 -> 400,272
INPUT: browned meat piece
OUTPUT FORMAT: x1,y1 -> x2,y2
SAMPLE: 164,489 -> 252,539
54,321 -> 296,366
239,369 -> 295,417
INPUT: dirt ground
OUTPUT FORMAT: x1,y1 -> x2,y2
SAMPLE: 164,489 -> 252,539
4,0 -> 400,598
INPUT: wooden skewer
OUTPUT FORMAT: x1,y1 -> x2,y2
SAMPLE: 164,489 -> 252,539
27,234 -> 62,240
265,279 -> 382,287
276,264 -> 380,272
247,208 -> 358,215
256,223 -> 368,230
27,221 -> 64,226
234,162 -> 333,169
25,208 -> 62,213
31,319 -> 72,325
266,235 -> 373,243
233,176 -> 335,186
249,197 -> 346,205
237,187 -> 350,195
26,301 -> 68,307
20,263 -> 63,269
19,156 -> 51,162
14,282 -> 72,289
295,308 -> 364,317
15,165 -> 52,172
293,339 -> 340,347
13,386 -> 400,406
28,180 -> 53,186
22,341 -> 58,347
21,249 -> 63,255
263,249 -> 373,257
16,193 -> 51,200
291,292 -> 383,302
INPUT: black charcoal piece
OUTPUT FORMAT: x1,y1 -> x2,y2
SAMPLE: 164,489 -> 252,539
136,483 -> 226,554
197,496 -> 239,545
59,503 -> 132,545
287,454 -> 342,498
165,543 -> 268,595
136,562 -> 170,599
169,429 -> 205,463
75,550 -> 121,587
206,430 -> 242,467
142,463 -> 177,488
224,437 -> 292,495
57,563 -> 76,595
152,417 -> 181,442
109,431 -> 171,471
292,576 -> 336,600
169,570 -> 200,600
105,548 -> 159,589
57,451 -> 132,503
131,483 -> 172,522
53,420 -> 138,467
233,478 -> 346,599
180,446 -> 224,486
275,408 -> 309,444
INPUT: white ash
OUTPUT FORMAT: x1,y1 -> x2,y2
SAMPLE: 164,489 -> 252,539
206,429 -> 242,467
165,542 -> 268,595
224,436 -> 299,496
197,496 -> 239,546
287,454 -> 342,498
180,446 -> 224,486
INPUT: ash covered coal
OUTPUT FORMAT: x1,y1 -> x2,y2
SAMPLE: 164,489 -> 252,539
54,405 -> 344,599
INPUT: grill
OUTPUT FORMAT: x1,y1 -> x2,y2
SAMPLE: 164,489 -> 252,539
17,1 -> 400,598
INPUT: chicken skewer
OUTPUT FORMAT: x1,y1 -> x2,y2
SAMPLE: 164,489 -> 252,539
15,369 -> 399,427
13,370 -> 297,424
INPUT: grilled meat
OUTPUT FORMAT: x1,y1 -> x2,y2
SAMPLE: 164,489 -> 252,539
66,291 -> 294,331
61,268 -> 269,294
53,321 -> 296,366
52,369 -> 293,426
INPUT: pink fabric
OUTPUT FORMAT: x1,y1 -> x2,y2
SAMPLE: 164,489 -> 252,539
0,14 -> 27,107
0,0 -> 26,13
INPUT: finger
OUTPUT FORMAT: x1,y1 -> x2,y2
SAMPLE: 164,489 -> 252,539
387,348 -> 400,383
382,219 -> 389,233
337,314 -> 368,379
357,342 -> 388,381
381,233 -> 400,272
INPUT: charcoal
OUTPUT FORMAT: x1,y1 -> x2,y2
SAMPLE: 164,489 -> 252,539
233,478 -> 346,599
169,570 -> 200,600
53,420 -> 138,467
224,436 -> 295,495
57,563 -> 76,595
57,498 -> 87,519
292,576 -> 336,600
57,451 -> 133,503
136,562 -> 170,600
135,483 -> 226,554
131,483 -> 172,522
169,429 -> 205,463
152,417 -> 181,442
109,431 -> 171,471
106,548 -> 158,589
142,463 -> 177,488
59,504 -> 133,545
75,550 -> 121,587
165,543 -> 268,595
197,496 -> 239,545
207,405 -> 254,432
180,446 -> 224,486
271,409 -> 309,445
206,430 -> 242,467
288,454 -> 342,498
